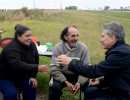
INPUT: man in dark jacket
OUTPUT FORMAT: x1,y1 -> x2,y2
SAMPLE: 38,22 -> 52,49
56,22 -> 130,100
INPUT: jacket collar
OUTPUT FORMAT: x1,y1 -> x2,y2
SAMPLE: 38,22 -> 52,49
65,42 -> 77,51
14,38 -> 31,49
105,40 -> 125,55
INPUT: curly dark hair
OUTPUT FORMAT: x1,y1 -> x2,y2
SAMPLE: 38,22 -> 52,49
60,25 -> 77,42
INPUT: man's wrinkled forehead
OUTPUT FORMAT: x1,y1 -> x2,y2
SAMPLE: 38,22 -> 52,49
68,27 -> 79,35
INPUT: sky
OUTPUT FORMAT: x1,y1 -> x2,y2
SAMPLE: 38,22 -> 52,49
0,0 -> 130,10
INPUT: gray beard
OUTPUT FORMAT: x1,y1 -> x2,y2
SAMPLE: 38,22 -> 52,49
71,42 -> 76,48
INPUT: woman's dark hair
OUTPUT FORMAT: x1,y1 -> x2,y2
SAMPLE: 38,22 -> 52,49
60,25 -> 77,42
14,24 -> 30,39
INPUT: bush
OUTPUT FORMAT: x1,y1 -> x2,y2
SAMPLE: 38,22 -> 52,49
0,12 -> 6,21
65,6 -> 77,10
21,7 -> 30,17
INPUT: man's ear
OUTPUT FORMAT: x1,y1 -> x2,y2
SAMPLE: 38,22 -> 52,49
64,35 -> 68,41
111,35 -> 117,43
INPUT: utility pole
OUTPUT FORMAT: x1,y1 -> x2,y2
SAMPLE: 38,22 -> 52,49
33,0 -> 35,9
103,0 -> 106,9
60,2 -> 62,10
53,0 -> 55,9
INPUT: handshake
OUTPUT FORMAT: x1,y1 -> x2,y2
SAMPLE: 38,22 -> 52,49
38,65 -> 49,74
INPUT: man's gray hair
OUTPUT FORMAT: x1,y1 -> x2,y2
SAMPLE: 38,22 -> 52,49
103,22 -> 125,41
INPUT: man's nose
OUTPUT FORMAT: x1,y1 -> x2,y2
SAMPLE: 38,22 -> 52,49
29,36 -> 32,39
100,38 -> 102,42
75,36 -> 78,40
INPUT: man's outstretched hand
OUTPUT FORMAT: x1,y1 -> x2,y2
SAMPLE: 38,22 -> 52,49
56,55 -> 72,66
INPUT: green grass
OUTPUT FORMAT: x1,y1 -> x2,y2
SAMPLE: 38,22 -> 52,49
0,9 -> 130,99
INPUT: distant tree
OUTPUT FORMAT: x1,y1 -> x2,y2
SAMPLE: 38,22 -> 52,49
65,6 -> 77,10
21,7 -> 29,17
104,6 -> 110,10
120,6 -> 123,10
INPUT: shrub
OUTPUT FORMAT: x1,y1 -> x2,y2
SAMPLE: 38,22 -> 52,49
21,7 -> 30,17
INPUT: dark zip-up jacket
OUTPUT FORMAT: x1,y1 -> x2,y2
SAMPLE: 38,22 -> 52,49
0,39 -> 39,83
68,41 -> 130,96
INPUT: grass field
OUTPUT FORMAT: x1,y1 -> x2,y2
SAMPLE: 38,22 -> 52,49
0,9 -> 130,100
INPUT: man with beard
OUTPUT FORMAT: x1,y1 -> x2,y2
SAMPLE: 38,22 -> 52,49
49,25 -> 90,100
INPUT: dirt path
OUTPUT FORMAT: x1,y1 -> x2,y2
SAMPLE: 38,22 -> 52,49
36,92 -> 48,100
0,92 -> 48,100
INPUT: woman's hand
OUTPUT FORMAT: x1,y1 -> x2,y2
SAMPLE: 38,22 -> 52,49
38,65 -> 49,74
29,78 -> 37,88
